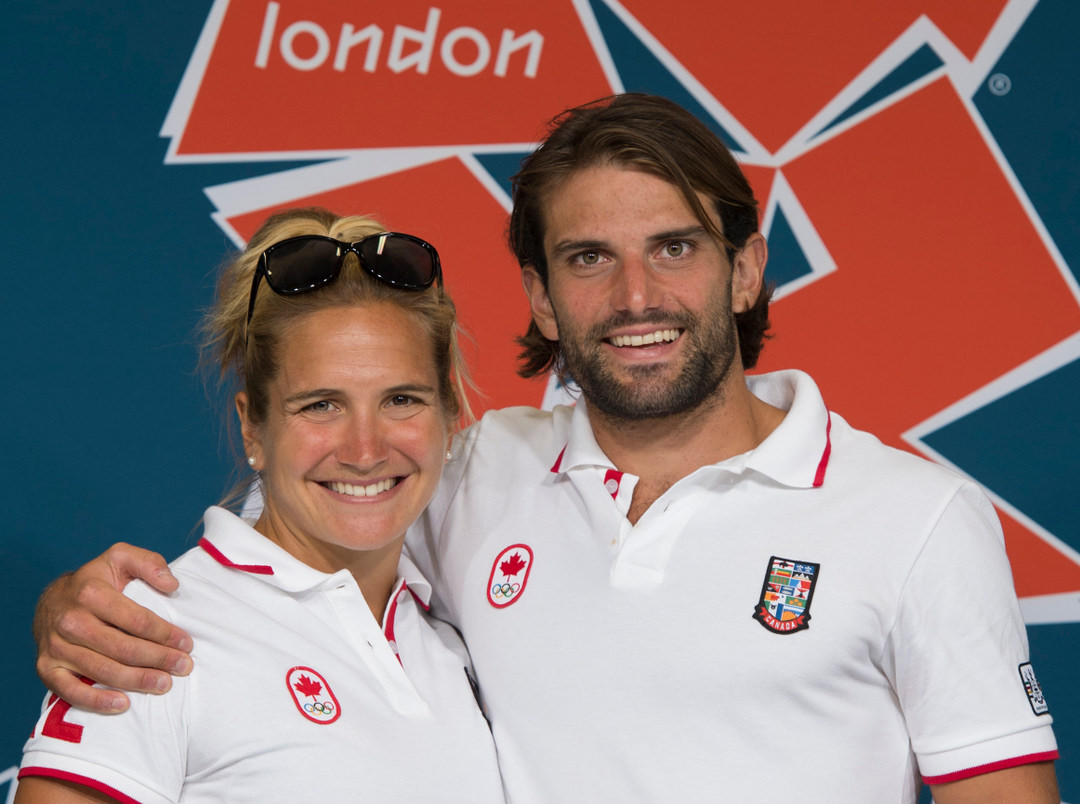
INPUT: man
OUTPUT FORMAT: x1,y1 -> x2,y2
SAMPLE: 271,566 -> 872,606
33,94 -> 1059,802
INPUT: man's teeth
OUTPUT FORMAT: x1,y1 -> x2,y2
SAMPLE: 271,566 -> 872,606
609,329 -> 681,348
325,479 -> 397,497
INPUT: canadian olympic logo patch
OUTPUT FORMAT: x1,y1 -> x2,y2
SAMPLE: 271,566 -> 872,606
487,544 -> 533,608
752,556 -> 820,635
286,666 -> 341,724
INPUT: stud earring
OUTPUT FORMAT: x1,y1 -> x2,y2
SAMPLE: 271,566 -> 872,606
247,456 -> 257,467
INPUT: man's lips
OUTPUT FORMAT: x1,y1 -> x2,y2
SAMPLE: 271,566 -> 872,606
607,328 -> 682,348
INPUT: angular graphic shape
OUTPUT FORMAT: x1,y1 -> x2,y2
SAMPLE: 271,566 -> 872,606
762,205 -> 814,290
813,42 -> 944,137
587,0 -> 745,152
475,150 -> 531,201
165,0 -> 613,158
974,0 -> 1080,283
920,359 -> 1080,558
617,0 -> 1006,151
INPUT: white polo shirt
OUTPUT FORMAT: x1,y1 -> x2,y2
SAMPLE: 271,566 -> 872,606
407,369 -> 1057,803
20,506 -> 506,803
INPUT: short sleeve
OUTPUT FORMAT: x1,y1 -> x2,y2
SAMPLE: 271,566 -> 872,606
884,482 -> 1057,781
19,581 -> 188,804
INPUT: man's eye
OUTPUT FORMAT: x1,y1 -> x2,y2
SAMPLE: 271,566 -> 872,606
576,251 -> 601,266
664,241 -> 687,257
388,395 -> 416,407
305,401 -> 333,413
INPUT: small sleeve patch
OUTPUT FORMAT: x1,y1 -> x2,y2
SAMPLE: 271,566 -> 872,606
1018,662 -> 1050,716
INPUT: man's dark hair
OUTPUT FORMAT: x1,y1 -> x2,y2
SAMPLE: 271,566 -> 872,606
508,93 -> 772,379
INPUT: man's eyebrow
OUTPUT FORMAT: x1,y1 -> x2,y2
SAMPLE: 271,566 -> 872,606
549,226 -> 713,259
646,225 -> 711,244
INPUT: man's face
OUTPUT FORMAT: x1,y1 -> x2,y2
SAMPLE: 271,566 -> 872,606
524,164 -> 761,422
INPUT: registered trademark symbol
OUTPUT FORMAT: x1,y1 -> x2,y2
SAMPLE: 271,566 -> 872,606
988,73 -> 1011,96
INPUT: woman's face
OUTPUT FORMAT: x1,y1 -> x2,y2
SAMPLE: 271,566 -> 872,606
239,302 -> 449,575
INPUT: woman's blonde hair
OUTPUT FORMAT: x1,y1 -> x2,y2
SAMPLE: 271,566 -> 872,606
201,206 -> 473,452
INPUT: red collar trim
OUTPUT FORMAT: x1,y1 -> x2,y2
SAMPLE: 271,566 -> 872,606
812,412 -> 832,488
550,445 -> 568,473
198,537 -> 275,575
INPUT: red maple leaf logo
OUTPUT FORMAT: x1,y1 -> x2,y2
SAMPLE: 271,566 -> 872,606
500,552 -> 527,578
293,674 -> 322,699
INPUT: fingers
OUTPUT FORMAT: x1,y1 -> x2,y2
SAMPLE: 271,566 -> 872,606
37,598 -> 193,712
101,542 -> 179,594
33,545 -> 195,712
35,657 -> 130,714
73,577 -> 193,653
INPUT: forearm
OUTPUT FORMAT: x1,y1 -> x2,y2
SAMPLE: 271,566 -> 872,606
929,761 -> 1059,804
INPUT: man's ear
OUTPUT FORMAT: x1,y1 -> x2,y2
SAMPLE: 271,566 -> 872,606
521,266 -> 559,341
235,392 -> 262,470
731,233 -> 767,314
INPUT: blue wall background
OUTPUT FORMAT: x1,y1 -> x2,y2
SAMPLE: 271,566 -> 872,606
2,2 -> 1077,801
2,0 -> 250,776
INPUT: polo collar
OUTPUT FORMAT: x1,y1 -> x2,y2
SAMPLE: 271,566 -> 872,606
549,398 -> 613,475
548,370 -> 832,489
742,370 -> 832,488
198,506 -> 433,605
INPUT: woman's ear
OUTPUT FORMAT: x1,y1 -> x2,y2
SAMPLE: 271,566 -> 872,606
236,392 -> 262,470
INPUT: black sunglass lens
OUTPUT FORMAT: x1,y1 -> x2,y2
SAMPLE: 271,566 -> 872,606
358,235 -> 437,287
265,238 -> 343,292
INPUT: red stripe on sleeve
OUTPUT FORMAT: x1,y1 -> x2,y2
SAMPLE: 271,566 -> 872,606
922,750 -> 1059,784
18,767 -> 144,804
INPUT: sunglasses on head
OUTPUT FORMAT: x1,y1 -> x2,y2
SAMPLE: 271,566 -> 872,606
246,232 -> 442,328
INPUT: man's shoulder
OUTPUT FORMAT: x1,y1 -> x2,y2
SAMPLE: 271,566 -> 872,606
765,368 -> 968,491
827,410 -> 972,500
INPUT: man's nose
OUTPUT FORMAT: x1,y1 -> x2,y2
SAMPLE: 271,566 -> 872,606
609,255 -> 663,314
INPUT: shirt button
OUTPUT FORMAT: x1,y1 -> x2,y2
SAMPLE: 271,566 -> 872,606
605,478 -> 619,494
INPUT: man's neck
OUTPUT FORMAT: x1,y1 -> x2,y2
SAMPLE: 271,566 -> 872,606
587,373 -> 786,524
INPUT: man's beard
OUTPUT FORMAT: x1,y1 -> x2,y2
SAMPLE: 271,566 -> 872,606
556,294 -> 738,422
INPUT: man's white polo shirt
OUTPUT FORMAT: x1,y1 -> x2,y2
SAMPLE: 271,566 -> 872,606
20,506 -> 505,803
408,369 -> 1057,803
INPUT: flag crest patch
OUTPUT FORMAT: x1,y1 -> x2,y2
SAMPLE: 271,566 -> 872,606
753,556 -> 820,635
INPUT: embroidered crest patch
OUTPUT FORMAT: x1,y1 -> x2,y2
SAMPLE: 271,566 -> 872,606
487,544 -> 533,608
286,666 -> 341,724
1019,662 -> 1050,715
752,556 -> 820,634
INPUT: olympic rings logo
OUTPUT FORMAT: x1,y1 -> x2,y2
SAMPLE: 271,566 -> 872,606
491,582 -> 521,598
304,701 -> 335,715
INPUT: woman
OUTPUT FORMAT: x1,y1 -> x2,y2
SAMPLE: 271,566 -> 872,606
16,208 -> 506,802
